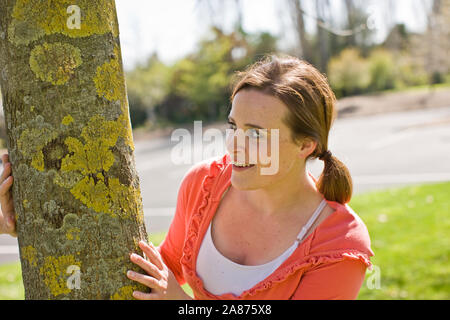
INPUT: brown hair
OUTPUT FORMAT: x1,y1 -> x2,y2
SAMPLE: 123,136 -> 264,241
230,54 -> 353,204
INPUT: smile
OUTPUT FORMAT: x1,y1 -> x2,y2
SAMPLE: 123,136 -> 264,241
232,162 -> 256,170
232,161 -> 256,167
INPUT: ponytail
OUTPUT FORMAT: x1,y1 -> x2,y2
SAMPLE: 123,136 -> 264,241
316,150 -> 353,204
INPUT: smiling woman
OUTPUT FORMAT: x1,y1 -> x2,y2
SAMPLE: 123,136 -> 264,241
126,55 -> 373,300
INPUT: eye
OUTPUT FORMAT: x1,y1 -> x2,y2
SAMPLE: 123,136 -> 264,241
228,122 -> 237,130
247,128 -> 260,139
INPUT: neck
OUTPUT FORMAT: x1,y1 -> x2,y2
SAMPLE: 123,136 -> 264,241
241,162 -> 320,217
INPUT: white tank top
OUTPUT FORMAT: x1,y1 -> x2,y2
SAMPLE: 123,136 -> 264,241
196,198 -> 328,296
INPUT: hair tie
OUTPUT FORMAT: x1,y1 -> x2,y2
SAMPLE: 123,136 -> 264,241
319,150 -> 332,161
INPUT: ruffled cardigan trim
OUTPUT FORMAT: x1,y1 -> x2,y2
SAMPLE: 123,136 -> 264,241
179,154 -> 372,300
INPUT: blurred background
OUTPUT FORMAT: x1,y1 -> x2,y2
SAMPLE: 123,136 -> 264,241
0,0 -> 449,300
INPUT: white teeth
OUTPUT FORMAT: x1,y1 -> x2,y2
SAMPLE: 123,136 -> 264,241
232,162 -> 254,167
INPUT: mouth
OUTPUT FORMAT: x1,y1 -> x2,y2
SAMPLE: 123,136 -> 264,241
232,162 -> 256,171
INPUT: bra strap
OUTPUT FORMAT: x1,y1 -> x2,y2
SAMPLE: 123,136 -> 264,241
296,199 -> 327,243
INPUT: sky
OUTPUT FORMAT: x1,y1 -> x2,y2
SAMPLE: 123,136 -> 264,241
115,0 -> 431,71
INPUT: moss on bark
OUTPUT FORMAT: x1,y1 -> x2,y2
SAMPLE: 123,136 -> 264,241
0,0 -> 148,299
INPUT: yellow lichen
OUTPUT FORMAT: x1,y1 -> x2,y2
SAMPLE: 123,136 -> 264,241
108,177 -> 144,223
23,199 -> 30,209
110,285 -> 138,300
29,42 -> 82,85
60,114 -> 140,219
70,176 -> 111,213
40,254 -> 81,297
117,112 -> 135,151
61,114 -> 74,126
61,115 -> 119,175
93,46 -> 125,102
10,0 -> 118,44
93,42 -> 134,152
17,126 -> 58,172
66,227 -> 80,241
21,246 -> 38,267
30,150 -> 45,171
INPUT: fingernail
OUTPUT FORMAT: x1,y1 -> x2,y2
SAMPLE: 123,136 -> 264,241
127,270 -> 134,277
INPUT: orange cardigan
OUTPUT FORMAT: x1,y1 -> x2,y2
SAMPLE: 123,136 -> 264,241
157,154 -> 374,300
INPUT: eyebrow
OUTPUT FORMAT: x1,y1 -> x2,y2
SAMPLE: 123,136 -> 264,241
227,117 -> 265,129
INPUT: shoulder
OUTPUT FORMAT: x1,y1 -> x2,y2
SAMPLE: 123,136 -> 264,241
308,200 -> 374,262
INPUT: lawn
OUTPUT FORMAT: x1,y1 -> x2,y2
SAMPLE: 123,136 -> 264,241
1,181 -> 449,300
351,181 -> 449,299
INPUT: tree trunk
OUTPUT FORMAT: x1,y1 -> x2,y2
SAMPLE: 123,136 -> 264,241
344,0 -> 356,47
290,0 -> 311,62
315,0 -> 330,72
0,0 -> 149,299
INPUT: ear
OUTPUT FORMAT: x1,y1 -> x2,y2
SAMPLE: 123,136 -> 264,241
298,138 -> 317,159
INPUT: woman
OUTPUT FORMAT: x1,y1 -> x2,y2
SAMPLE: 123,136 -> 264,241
0,55 -> 373,300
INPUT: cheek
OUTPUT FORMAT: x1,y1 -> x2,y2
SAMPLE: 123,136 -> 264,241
258,135 -> 296,166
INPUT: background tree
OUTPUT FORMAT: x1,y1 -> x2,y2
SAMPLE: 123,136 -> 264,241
0,0 -> 148,299
288,0 -> 312,62
126,53 -> 172,127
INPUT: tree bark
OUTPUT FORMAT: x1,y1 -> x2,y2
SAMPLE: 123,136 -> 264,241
344,0 -> 356,47
0,0 -> 149,299
315,0 -> 330,72
290,0 -> 311,62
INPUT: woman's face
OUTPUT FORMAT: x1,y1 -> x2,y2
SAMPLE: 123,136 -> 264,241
226,88 -> 315,191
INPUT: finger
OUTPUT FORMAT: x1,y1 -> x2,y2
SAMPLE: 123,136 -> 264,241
1,153 -> 9,165
5,216 -> 16,236
0,163 -> 11,185
0,183 -> 14,218
132,291 -> 159,300
0,214 -> 15,237
0,175 -> 13,197
130,253 -> 163,280
0,206 -> 15,226
139,241 -> 164,270
127,270 -> 161,290
0,181 -> 16,223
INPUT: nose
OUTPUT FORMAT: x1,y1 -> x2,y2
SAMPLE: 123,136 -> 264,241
225,128 -> 248,163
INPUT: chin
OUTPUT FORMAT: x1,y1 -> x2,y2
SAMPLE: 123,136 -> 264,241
230,175 -> 257,190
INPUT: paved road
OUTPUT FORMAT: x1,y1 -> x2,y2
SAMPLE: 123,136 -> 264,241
1,106 -> 450,264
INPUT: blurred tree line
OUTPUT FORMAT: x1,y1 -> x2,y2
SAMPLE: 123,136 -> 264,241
1,0 -> 447,133
125,27 -> 278,127
125,0 -> 449,128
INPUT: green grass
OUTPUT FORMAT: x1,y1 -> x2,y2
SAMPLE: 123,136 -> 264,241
1,182 -> 449,299
0,261 -> 24,299
352,182 -> 450,299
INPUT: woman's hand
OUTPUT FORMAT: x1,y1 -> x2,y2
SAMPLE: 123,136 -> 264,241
127,240 -> 192,300
0,153 -> 16,237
